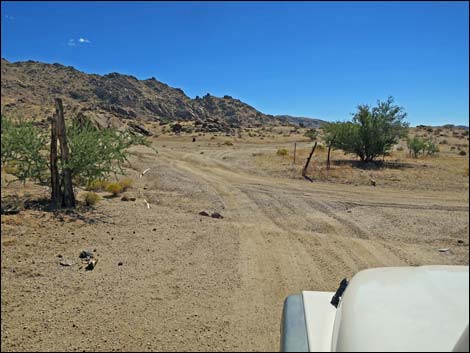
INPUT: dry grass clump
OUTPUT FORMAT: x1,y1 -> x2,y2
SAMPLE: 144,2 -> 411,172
223,140 -> 234,146
276,148 -> 288,156
84,192 -> 101,206
118,177 -> 133,191
106,182 -> 123,197
87,179 -> 109,192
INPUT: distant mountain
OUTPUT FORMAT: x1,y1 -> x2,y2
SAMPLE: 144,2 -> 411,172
1,58 -> 326,134
275,115 -> 326,128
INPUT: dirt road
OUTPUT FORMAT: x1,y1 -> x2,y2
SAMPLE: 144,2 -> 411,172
1,139 -> 468,351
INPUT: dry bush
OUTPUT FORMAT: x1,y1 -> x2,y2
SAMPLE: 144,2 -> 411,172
84,192 -> 100,206
106,182 -> 123,196
276,148 -> 288,156
118,177 -> 133,191
87,179 -> 109,192
223,141 -> 234,146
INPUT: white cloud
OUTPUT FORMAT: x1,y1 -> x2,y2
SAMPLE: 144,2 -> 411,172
67,37 -> 91,47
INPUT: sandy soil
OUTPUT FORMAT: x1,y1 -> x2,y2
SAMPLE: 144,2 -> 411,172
1,136 -> 469,351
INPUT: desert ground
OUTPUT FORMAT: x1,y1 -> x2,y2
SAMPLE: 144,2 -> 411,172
1,126 -> 469,351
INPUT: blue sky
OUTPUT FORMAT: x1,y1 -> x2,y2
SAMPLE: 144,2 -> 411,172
1,1 -> 469,126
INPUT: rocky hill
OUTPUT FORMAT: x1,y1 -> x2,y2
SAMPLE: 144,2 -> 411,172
1,58 -> 326,134
274,115 -> 324,128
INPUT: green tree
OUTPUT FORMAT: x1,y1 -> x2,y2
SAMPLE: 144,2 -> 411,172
1,115 -> 151,205
322,97 -> 409,162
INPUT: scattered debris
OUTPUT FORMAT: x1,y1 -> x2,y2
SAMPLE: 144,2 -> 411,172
370,179 -> 376,187
140,168 -> 151,178
438,248 -> 449,252
199,211 -> 210,217
59,259 -> 74,267
0,207 -> 21,215
211,212 -> 224,219
79,250 -> 94,259
85,259 -> 98,271
144,199 -> 151,209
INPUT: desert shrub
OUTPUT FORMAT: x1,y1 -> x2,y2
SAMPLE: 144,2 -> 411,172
182,125 -> 194,133
424,139 -> 440,155
407,136 -> 426,158
458,150 -> 467,156
396,146 -> 404,151
118,177 -> 133,191
223,141 -> 233,146
106,182 -> 123,196
1,115 -> 49,184
66,119 -> 149,187
451,146 -> 456,150
171,123 -> 182,133
322,97 -> 408,162
87,179 -> 109,191
276,148 -> 288,156
439,139 -> 448,145
84,192 -> 100,206
304,129 -> 318,141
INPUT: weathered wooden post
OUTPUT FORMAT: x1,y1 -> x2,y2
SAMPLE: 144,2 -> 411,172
54,98 -> 76,208
293,142 -> 297,165
302,142 -> 317,182
50,114 -> 61,209
326,135 -> 336,171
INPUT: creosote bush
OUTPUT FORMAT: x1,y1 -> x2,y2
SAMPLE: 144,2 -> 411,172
84,192 -> 101,206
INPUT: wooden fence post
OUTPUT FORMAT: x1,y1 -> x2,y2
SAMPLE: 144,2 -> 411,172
302,142 -> 317,182
54,98 -> 76,208
293,142 -> 297,165
50,114 -> 61,209
326,135 -> 336,171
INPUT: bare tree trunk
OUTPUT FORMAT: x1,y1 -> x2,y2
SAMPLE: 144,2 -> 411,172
54,98 -> 76,208
302,142 -> 317,182
50,114 -> 61,209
